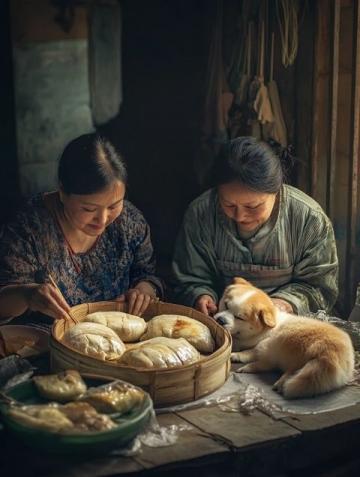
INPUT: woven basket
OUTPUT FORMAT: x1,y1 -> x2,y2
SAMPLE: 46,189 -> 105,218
50,301 -> 232,407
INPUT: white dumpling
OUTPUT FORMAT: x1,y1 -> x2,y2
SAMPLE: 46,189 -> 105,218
140,315 -> 215,353
33,370 -> 87,402
85,311 -> 147,342
63,322 -> 126,361
8,405 -> 74,432
120,337 -> 200,369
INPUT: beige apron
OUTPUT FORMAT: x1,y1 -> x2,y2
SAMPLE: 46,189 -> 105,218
216,259 -> 294,295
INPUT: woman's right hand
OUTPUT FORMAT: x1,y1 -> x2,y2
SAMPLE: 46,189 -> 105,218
195,294 -> 218,316
24,283 -> 71,321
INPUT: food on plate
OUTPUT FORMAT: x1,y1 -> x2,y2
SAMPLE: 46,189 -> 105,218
61,402 -> 117,431
7,401 -> 117,433
120,337 -> 200,369
78,381 -> 144,414
140,315 -> 215,353
0,332 -> 40,358
63,322 -> 126,360
7,404 -> 74,432
85,311 -> 147,342
33,370 -> 87,402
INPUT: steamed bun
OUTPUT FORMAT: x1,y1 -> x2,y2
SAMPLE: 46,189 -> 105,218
85,311 -> 147,342
140,315 -> 215,353
63,322 -> 125,361
120,337 -> 200,369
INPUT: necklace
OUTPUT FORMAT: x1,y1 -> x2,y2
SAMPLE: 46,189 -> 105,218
56,219 -> 82,274
44,192 -> 103,274
44,193 -> 82,274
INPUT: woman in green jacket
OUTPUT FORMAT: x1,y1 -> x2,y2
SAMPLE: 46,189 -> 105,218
172,137 -> 338,316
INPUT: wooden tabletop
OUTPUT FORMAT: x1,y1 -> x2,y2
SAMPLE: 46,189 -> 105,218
3,367 -> 360,477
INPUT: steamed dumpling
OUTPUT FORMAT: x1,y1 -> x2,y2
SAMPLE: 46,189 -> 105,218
85,311 -> 147,342
120,337 -> 200,369
63,322 -> 126,361
140,315 -> 215,353
78,382 -> 144,414
8,402 -> 117,433
7,405 -> 74,432
33,370 -> 87,402
61,402 -> 117,432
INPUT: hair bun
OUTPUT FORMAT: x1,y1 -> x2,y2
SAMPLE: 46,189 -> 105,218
266,138 -> 295,172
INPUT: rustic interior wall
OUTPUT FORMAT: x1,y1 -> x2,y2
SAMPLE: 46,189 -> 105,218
301,0 -> 360,316
1,0 -> 303,278
7,0 -> 354,312
98,0 -> 211,270
335,1 -> 354,314
0,1 -> 19,225
101,0 -> 302,271
10,0 -> 94,195
295,1 -> 315,194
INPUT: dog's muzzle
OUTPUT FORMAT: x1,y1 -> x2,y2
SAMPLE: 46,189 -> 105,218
215,315 -> 228,326
214,311 -> 234,328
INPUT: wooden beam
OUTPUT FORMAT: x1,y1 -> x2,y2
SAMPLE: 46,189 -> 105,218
10,0 -> 88,44
311,2 -> 321,200
327,0 -> 340,220
347,0 -> 360,309
311,0 -> 332,207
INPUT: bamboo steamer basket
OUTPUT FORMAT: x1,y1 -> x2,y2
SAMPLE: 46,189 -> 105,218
50,301 -> 232,407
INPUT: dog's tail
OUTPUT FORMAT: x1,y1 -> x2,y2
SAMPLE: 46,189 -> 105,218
281,353 -> 354,399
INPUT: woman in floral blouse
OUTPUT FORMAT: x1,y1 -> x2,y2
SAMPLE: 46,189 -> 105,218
0,133 -> 162,324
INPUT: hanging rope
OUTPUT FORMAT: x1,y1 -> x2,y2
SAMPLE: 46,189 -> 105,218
276,0 -> 299,67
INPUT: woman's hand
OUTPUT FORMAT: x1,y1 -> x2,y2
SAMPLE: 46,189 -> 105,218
195,294 -> 218,316
271,298 -> 294,313
24,283 -> 71,320
116,281 -> 157,316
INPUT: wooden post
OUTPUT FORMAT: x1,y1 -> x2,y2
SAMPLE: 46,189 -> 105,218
347,0 -> 360,310
327,0 -> 340,221
311,0 -> 332,208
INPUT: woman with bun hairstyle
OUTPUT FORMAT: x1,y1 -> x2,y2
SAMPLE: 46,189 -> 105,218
172,136 -> 338,316
0,133 -> 162,323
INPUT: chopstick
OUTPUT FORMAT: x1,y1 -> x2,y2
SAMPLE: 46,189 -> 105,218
47,274 -> 78,325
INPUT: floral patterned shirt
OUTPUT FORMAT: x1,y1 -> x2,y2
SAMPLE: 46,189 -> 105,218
0,194 -> 163,314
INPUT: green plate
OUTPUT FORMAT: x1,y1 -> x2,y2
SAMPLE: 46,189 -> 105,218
0,377 -> 153,455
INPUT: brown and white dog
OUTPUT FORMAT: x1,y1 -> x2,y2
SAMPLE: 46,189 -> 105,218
214,278 -> 355,399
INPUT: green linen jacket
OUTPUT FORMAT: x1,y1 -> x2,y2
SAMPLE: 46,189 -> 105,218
172,185 -> 338,315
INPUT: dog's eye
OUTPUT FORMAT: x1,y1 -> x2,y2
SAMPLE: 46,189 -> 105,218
235,315 -> 245,321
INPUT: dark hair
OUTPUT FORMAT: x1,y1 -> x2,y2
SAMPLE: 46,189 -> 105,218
212,136 -> 284,193
58,134 -> 127,195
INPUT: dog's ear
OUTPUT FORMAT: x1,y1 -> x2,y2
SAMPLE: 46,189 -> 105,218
233,277 -> 251,286
258,308 -> 276,328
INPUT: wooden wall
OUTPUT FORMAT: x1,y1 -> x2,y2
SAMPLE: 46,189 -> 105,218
3,0 -> 360,314
9,0 -> 93,195
98,0 -> 211,268
10,0 -> 88,43
297,0 -> 360,315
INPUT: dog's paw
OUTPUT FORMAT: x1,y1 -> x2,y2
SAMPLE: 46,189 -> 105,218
235,366 -> 245,373
272,379 -> 284,394
231,350 -> 254,363
272,373 -> 292,395
235,364 -> 252,373
231,352 -> 243,363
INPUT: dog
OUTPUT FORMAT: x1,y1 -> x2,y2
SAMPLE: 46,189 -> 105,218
214,277 -> 355,399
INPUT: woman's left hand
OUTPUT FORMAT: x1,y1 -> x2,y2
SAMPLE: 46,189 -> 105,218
116,281 -> 157,316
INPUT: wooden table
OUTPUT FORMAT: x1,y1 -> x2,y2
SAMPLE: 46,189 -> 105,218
2,365 -> 360,477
